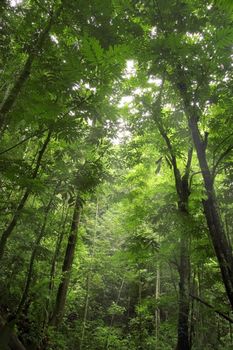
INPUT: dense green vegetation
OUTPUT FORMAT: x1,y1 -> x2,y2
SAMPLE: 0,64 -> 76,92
0,0 -> 233,349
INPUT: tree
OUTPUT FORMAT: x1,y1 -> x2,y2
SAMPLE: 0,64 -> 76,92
1,1 -> 233,349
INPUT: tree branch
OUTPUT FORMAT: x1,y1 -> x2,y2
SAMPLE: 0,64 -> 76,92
213,132 -> 233,155
190,293 -> 233,324
184,147 -> 193,180
213,144 -> 233,178
189,170 -> 202,190
0,129 -> 47,156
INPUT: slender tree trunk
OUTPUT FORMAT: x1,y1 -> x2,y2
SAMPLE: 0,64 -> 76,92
196,267 -> 203,348
39,206 -> 69,350
105,278 -> 125,350
155,261 -> 160,344
175,172 -> 191,350
0,191 -> 56,349
189,270 -> 196,348
180,90 -> 233,309
14,192 -> 55,319
138,271 -> 143,350
154,108 -> 192,350
47,206 -> 69,300
0,4 -> 63,132
0,131 -> 51,261
110,278 -> 125,328
79,275 -> 91,350
176,229 -> 190,350
50,195 -> 82,327
80,200 -> 98,350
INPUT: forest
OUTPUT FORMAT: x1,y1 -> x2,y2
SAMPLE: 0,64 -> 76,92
0,0 -> 233,349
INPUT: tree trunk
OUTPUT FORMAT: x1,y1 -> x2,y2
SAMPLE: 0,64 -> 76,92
176,232 -> 190,350
155,262 -> 160,343
0,315 -> 26,350
47,206 -> 69,303
14,192 -> 55,319
0,131 -> 51,261
175,180 -> 191,350
0,4 -> 63,132
49,195 -> 82,327
79,275 -> 91,350
105,278 -> 125,350
181,94 -> 233,310
80,199 -> 98,350
154,109 -> 191,350
39,206 -> 69,350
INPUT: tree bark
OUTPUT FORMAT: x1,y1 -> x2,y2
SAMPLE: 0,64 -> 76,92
0,316 -> 26,350
0,131 -> 51,261
175,179 -> 191,350
49,195 -> 82,327
179,86 -> 233,310
154,104 -> 191,350
47,206 -> 69,303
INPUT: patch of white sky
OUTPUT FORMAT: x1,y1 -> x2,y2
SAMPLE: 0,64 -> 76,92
114,60 -> 163,144
118,60 -> 162,108
186,32 -> 204,43
150,26 -> 157,38
9,0 -> 23,6
122,60 -> 137,79
111,118 -> 131,145
72,81 -> 96,93
50,34 -> 59,44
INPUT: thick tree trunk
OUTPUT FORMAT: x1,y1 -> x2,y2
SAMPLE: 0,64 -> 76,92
0,131 -> 51,261
50,195 -> 82,327
0,5 -> 63,132
0,316 -> 26,350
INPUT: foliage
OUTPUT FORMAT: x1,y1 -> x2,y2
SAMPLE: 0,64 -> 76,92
0,1 -> 233,350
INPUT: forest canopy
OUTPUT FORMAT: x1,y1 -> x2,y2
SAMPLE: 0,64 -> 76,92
0,0 -> 233,349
